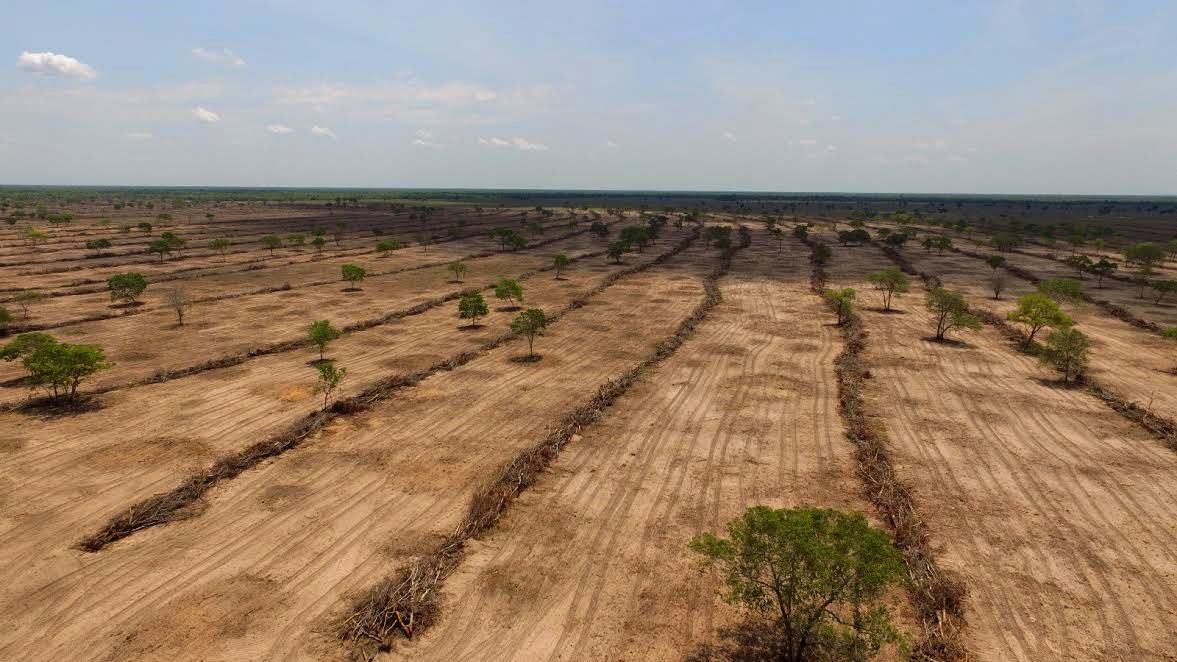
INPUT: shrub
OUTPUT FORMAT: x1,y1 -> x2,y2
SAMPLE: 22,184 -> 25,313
510,308 -> 547,358
607,241 -> 627,263
375,240 -> 400,256
210,238 -> 231,259
1040,328 -> 1089,383
494,278 -> 524,309
1164,327 -> 1177,370
690,506 -> 905,662
1036,278 -> 1083,303
810,242 -> 832,265
287,233 -> 307,247
0,306 -> 11,334
458,291 -> 489,327
1008,293 -> 1072,344
589,221 -> 609,238
137,222 -> 152,233
314,361 -> 347,411
823,287 -> 856,324
261,234 -> 283,255
866,267 -> 910,311
85,238 -> 112,255
311,235 -> 326,252
1,333 -> 111,400
108,273 -> 148,304
447,260 -> 468,283
553,254 -> 570,279
308,320 -> 342,360
341,264 -> 367,288
985,255 -> 1006,271
926,288 -> 981,340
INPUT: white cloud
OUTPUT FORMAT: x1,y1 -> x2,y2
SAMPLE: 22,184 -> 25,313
798,139 -> 818,146
192,47 -> 246,67
478,136 -> 548,151
266,124 -> 294,134
191,106 -> 221,123
16,51 -> 97,80
721,130 -> 737,142
830,114 -> 843,121
605,139 -> 618,148
826,144 -> 838,152
310,125 -> 337,139
126,131 -> 153,141
412,128 -> 441,148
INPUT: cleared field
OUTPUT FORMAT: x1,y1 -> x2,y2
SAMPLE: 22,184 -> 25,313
0,232 -> 718,660
821,237 -> 1177,660
393,231 -> 891,660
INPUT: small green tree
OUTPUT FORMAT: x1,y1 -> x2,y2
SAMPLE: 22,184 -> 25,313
1125,242 -> 1165,274
341,264 -> 367,289
137,222 -> 152,233
690,506 -> 905,662
553,254 -> 571,279
164,287 -> 193,326
866,267 -> 910,311
314,361 -> 347,411
375,240 -> 399,256
1063,254 -> 1092,279
1088,257 -> 1116,288
1008,293 -> 1073,345
0,306 -> 11,335
311,235 -> 326,253
823,288 -> 856,324
13,290 -> 44,318
988,270 -> 1008,300
0,334 -> 112,400
810,242 -> 832,265
933,236 -> 953,254
1040,327 -> 1089,383
607,241 -> 627,263
210,238 -> 231,260
287,233 -> 306,248
85,238 -> 112,256
1036,278 -> 1083,303
1151,280 -> 1177,304
308,320 -> 341,360
494,278 -> 524,309
108,272 -> 148,305
146,238 -> 173,262
985,255 -> 1006,271
510,308 -> 547,358
261,234 -> 283,255
458,291 -> 489,327
447,260 -> 468,283
926,288 -> 981,341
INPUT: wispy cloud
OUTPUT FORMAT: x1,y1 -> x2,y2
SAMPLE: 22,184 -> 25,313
412,128 -> 441,148
721,130 -> 738,142
126,131 -> 153,141
16,51 -> 97,80
605,139 -> 619,148
310,125 -> 337,139
191,106 -> 221,123
192,47 -> 245,67
266,124 -> 294,134
478,136 -> 549,151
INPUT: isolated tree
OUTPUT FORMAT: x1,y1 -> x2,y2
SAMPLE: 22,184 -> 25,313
690,506 -> 905,662
1037,278 -> 1083,303
1,334 -> 111,401
926,288 -> 981,341
308,319 -> 341,360
986,255 -> 1006,271
146,238 -> 173,262
287,233 -> 307,248
85,238 -> 112,256
164,287 -> 193,326
1040,327 -> 1089,383
933,236 -> 953,254
375,240 -> 399,256
314,361 -> 347,411
0,306 -> 11,335
988,270 -> 1008,300
510,308 -> 547,358
210,238 -> 231,260
866,267 -> 910,311
261,234 -> 283,256
1088,257 -> 1116,288
458,291 -> 489,327
160,231 -> 187,254
12,290 -> 44,318
1063,254 -> 1092,279
823,288 -> 856,325
1008,293 -> 1073,345
107,272 -> 148,305
333,223 -> 346,246
311,235 -> 327,253
137,222 -> 153,233
1152,279 -> 1177,304
491,227 -> 519,251
792,224 -> 810,239
884,231 -> 910,248
621,226 -> 653,252
608,241 -> 627,263
553,253 -> 571,279
23,227 -> 49,249
495,278 -> 524,309
589,221 -> 610,239
447,260 -> 468,283
341,264 -> 367,289
771,227 -> 785,252
810,242 -> 832,265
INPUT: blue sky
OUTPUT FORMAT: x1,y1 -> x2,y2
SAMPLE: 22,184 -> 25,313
2,0 -> 1175,193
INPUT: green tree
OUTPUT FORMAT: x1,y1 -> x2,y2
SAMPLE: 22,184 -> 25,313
495,278 -> 524,309
690,506 -> 905,662
146,238 -> 173,262
1152,280 -> 1177,304
458,291 -> 489,327
988,270 -> 1008,300
261,234 -> 283,255
1125,242 -> 1165,274
1087,257 -> 1116,288
314,361 -> 347,411
23,227 -> 49,249
137,222 -> 153,233
607,241 -> 627,263
164,287 -> 193,326
375,240 -> 400,256
1040,328 -> 1089,383
311,235 -> 327,253
933,236 -> 953,254
447,260 -> 468,283
209,238 -> 231,260
85,238 -> 112,256
1036,278 -> 1083,303
287,233 -> 307,248
12,290 -> 44,319
589,221 -> 610,238
553,253 -> 571,279
986,255 -> 1006,271
926,288 -> 981,341
823,288 -> 856,325
866,267 -> 910,311
1,334 -> 111,401
0,306 -> 11,334
1008,293 -> 1073,345
621,226 -> 652,252
810,242 -> 832,265
308,320 -> 342,360
341,264 -> 367,289
108,272 -> 148,305
510,308 -> 547,358
1063,254 -> 1092,279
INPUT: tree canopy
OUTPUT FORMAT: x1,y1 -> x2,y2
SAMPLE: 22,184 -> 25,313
866,267 -> 910,311
107,272 -> 148,305
510,308 -> 547,358
926,288 -> 981,341
1008,293 -> 1073,344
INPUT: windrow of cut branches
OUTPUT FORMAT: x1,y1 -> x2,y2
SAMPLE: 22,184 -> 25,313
76,227 -> 700,552
801,234 -> 969,660
335,225 -> 751,654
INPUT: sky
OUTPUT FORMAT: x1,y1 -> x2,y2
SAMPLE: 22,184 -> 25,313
1,0 -> 1175,194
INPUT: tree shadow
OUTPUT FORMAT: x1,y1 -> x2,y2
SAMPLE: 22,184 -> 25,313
109,301 -> 145,310
0,375 -> 29,389
553,276 -> 568,281
509,354 -> 543,364
447,279 -> 465,284
496,305 -> 523,313
1032,375 -> 1084,390
341,287 -> 363,293
684,619 -> 788,662
19,395 -> 104,419
306,357 -> 334,367
869,307 -> 907,315
923,335 -> 974,349
457,323 -> 484,331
